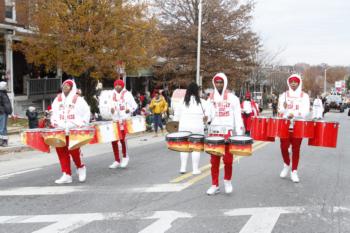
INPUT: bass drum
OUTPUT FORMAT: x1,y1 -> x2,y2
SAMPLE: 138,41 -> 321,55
98,90 -> 114,120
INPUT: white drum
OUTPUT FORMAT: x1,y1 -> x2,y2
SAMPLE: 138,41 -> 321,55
125,116 -> 146,134
98,90 -> 114,120
91,121 -> 120,143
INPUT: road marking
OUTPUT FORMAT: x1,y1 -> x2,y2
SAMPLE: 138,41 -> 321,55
0,186 -> 84,196
0,206 -> 347,233
225,207 -> 305,233
130,183 -> 190,193
0,168 -> 43,180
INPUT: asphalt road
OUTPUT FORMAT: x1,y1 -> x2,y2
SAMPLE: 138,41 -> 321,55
0,111 -> 349,233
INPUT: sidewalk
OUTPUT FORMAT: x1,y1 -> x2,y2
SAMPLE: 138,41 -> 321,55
0,109 -> 273,155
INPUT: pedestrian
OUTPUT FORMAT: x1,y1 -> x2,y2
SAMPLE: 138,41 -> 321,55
241,92 -> 259,136
108,79 -> 137,169
173,82 -> 210,175
149,90 -> 168,137
312,94 -> 324,120
278,74 -> 310,183
26,106 -> 39,129
0,81 -> 12,147
206,73 -> 244,195
272,97 -> 278,117
50,79 -> 90,184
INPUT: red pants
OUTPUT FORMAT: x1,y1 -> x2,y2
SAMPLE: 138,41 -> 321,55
210,145 -> 234,186
55,136 -> 84,175
280,132 -> 302,171
111,130 -> 127,162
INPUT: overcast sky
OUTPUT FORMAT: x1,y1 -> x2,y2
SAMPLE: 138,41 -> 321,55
252,0 -> 350,66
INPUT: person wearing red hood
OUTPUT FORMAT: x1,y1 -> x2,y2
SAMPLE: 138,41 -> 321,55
50,79 -> 91,184
241,92 -> 259,135
108,79 -> 137,169
278,74 -> 310,183
206,73 -> 244,195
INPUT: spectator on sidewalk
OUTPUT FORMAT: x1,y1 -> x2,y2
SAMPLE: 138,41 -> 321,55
26,106 -> 39,129
0,81 -> 12,147
149,90 -> 168,137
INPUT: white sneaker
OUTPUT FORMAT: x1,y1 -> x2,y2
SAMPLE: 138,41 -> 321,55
280,163 -> 290,178
192,170 -> 201,175
224,180 -> 233,194
77,166 -> 86,182
55,173 -> 72,184
109,161 -> 120,169
120,157 -> 129,168
290,170 -> 300,183
206,185 -> 220,195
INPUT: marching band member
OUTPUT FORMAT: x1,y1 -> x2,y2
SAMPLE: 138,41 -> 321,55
206,73 -> 244,195
241,92 -> 259,135
173,82 -> 209,175
51,79 -> 90,184
278,74 -> 310,183
312,95 -> 324,120
109,79 -> 137,169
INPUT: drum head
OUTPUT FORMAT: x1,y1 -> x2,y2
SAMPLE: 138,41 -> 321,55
205,136 -> 225,144
189,134 -> 204,142
166,131 -> 191,141
228,136 -> 253,145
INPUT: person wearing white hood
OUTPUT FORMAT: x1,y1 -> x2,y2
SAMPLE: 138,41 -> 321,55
206,73 -> 244,195
278,74 -> 310,183
312,95 -> 324,120
174,82 -> 210,175
51,79 -> 91,184
108,79 -> 137,169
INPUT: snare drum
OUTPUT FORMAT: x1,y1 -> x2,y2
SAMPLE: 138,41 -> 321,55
21,129 -> 50,153
41,128 -> 66,147
251,117 -> 275,141
228,136 -> 253,156
165,131 -> 192,152
188,134 -> 204,152
266,117 -> 290,139
90,121 -> 121,144
308,121 -> 339,148
293,119 -> 315,138
69,127 -> 95,150
204,136 -> 226,156
124,116 -> 146,134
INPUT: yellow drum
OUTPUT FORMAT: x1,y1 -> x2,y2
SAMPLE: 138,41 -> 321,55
204,136 -> 226,156
69,127 -> 95,150
41,128 -> 66,148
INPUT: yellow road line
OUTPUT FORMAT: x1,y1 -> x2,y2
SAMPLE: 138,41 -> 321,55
170,141 -> 269,183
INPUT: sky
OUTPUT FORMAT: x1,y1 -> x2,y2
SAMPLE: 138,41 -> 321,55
252,0 -> 350,66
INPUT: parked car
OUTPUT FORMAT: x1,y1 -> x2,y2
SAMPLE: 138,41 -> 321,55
325,95 -> 345,112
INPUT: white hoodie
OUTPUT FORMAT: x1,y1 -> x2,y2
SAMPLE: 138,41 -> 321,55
174,96 -> 210,135
208,73 -> 244,135
111,88 -> 137,121
312,97 -> 324,119
51,80 -> 91,131
278,74 -> 310,119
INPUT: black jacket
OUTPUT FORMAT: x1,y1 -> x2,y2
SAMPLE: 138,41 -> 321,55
26,110 -> 39,128
0,90 -> 12,115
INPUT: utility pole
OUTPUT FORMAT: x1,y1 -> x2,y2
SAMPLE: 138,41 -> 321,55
324,68 -> 327,94
196,0 -> 202,86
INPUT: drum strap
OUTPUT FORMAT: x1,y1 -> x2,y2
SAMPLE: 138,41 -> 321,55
57,93 -> 79,104
209,90 -> 228,101
287,91 -> 303,98
113,90 -> 127,102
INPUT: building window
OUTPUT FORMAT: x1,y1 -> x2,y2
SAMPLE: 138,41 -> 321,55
5,0 -> 16,22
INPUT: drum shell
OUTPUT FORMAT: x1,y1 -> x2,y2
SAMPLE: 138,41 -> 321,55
308,121 -> 339,148
41,129 -> 66,147
125,116 -> 146,134
228,136 -> 253,156
204,137 -> 226,156
90,121 -> 120,144
266,118 -> 290,138
21,129 -> 50,153
293,120 -> 315,138
166,131 -> 191,152
251,117 -> 275,142
69,127 -> 95,150
188,134 -> 204,152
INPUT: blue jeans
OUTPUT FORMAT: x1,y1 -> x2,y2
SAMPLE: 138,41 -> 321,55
153,114 -> 163,133
0,114 -> 8,139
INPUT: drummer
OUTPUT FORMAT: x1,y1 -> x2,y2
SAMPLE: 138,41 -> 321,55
51,79 -> 91,184
278,74 -> 310,183
108,78 -> 137,169
241,92 -> 259,136
173,82 -> 210,175
206,73 -> 244,195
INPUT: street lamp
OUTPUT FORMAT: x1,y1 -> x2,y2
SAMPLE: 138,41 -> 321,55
196,0 -> 202,86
